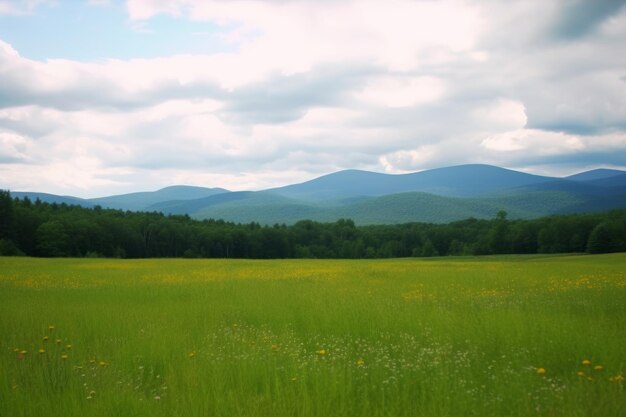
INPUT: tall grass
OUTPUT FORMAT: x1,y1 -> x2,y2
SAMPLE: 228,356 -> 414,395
1,255 -> 624,416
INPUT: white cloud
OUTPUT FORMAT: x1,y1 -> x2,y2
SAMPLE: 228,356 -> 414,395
0,40 -> 19,57
472,99 -> 527,131
481,129 -> 585,154
379,146 -> 437,173
0,131 -> 32,162
357,76 -> 446,108
1,0 -> 626,196
124,0 -> 484,75
0,0 -> 50,15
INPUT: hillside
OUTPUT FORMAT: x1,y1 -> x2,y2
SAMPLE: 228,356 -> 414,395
566,168 -> 626,182
11,192 -> 94,208
583,173 -> 626,188
7,164 -> 626,225
89,185 -> 230,211
267,164 -> 552,200
185,186 -> 626,225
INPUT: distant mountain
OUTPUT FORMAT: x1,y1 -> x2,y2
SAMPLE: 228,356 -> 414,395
493,179 -> 610,197
11,192 -> 94,208
89,185 -> 230,211
566,168 -> 626,182
582,173 -> 626,188
267,164 -> 552,200
149,191 -> 288,214
161,185 -> 626,225
6,164 -> 626,224
193,193 -> 324,224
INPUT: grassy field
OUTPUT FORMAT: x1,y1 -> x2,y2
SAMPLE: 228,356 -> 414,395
1,254 -> 625,417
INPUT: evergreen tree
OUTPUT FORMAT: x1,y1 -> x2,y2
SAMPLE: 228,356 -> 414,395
421,239 -> 439,257
0,190 -> 14,240
36,220 -> 69,257
586,222 -> 615,254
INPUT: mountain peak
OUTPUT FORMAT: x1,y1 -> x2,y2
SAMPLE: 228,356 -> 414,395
9,164 -> 626,225
566,168 -> 626,182
268,164 -> 552,200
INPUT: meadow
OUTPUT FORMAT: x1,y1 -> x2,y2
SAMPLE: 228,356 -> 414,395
1,254 -> 624,417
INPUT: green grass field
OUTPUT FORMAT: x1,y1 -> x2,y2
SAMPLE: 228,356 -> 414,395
1,255 -> 625,417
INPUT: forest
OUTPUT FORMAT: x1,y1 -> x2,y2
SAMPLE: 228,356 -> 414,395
1,190 -> 625,258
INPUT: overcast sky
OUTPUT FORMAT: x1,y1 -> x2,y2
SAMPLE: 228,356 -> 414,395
1,0 -> 626,197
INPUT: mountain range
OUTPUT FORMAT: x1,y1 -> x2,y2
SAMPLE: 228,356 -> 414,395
10,164 -> 626,225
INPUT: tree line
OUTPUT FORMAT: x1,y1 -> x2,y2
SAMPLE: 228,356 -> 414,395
1,190 -> 624,258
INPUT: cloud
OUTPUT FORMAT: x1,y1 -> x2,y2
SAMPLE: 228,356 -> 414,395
1,0 -> 626,196
0,43 -> 227,110
357,76 -> 446,108
0,0 -> 51,15
0,131 -> 32,163
549,0 -> 626,40
219,66 -> 368,124
471,99 -> 527,131
481,129 -> 584,154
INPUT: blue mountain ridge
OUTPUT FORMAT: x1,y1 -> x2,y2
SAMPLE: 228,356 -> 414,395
11,192 -> 94,208
8,164 -> 626,224
266,164 -> 554,200
89,185 -> 229,211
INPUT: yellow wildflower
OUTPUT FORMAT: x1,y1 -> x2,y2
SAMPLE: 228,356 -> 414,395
66,344 -> 72,350
61,354 -> 68,360
99,361 -> 107,367
38,348 -> 45,354
55,339 -> 62,345
536,367 -> 546,375
43,336 -> 49,342
48,325 -> 55,331
188,352 -> 196,358
594,365 -> 604,371
317,349 -> 327,356
582,359 -> 591,366
576,371 -> 585,377
356,358 -> 365,367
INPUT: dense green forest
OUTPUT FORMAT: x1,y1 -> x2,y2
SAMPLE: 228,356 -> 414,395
1,190 -> 625,258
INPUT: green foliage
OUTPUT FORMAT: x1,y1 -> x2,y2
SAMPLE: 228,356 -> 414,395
0,189 -> 14,239
420,239 -> 438,257
2,193 -> 626,259
0,238 -> 24,256
35,220 -> 69,257
587,221 -> 625,254
488,210 -> 510,254
180,188 -> 626,225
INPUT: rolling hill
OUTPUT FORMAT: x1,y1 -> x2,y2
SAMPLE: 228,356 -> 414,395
11,192 -> 94,208
89,185 -> 230,211
566,168 -> 626,182
267,164 -> 553,200
7,164 -> 626,224
152,184 -> 626,225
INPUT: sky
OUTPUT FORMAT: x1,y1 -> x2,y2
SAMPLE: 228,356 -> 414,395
1,0 -> 626,198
